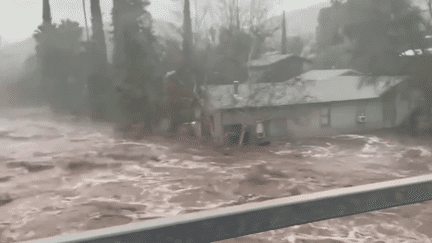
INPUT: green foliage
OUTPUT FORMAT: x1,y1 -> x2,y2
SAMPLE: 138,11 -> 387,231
112,0 -> 164,133
315,0 -> 427,74
33,19 -> 85,112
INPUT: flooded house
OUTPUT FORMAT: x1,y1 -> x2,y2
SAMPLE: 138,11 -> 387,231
202,70 -> 424,144
247,52 -> 312,84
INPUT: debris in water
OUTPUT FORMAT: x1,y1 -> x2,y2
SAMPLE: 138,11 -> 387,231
289,186 -> 301,196
0,192 -> 13,206
403,149 -> 422,158
0,174 -> 13,182
83,199 -> 147,212
6,158 -> 55,172
56,157 -> 121,172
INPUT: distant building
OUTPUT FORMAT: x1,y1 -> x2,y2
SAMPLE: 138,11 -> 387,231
205,57 -> 246,85
247,53 -> 312,84
201,71 -> 423,143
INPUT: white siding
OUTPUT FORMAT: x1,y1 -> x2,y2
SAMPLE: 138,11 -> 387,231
218,99 -> 386,140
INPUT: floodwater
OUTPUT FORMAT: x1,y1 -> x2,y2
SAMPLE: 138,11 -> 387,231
0,107 -> 432,243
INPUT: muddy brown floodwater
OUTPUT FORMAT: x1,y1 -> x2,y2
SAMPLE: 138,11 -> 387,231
1,107 -> 432,242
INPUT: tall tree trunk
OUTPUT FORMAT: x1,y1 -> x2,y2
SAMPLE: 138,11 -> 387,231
183,0 -> 193,68
41,0 -> 53,105
236,0 -> 240,30
248,35 -> 264,62
43,0 -> 52,25
281,11 -> 287,55
112,0 -> 127,69
88,0 -> 109,121
90,0 -> 108,67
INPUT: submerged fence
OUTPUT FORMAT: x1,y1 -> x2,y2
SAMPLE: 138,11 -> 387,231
22,174 -> 432,243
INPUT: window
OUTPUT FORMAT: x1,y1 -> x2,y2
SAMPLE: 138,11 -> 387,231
320,107 -> 330,127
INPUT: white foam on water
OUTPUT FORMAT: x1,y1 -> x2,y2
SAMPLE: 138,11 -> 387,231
3,108 -> 432,242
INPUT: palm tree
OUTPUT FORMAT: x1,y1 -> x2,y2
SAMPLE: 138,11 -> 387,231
43,0 -> 52,25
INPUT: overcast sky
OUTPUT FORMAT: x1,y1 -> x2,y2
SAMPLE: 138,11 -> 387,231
0,0 -> 326,45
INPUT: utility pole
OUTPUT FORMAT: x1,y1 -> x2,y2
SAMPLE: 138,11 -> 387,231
281,11 -> 287,55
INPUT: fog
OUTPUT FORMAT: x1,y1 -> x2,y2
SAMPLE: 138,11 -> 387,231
1,0 -> 432,242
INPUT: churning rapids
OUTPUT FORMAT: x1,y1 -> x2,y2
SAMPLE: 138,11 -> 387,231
1,107 -> 432,243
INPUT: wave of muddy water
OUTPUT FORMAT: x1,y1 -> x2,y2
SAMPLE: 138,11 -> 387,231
1,107 -> 432,242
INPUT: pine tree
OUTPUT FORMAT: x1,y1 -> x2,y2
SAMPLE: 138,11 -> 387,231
111,0 -> 160,135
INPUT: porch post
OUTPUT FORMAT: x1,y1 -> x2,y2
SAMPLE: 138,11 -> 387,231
213,111 -> 223,143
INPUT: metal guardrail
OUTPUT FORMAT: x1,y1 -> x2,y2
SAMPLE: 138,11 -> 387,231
22,174 -> 432,243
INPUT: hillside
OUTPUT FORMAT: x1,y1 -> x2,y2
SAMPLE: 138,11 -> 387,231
265,2 -> 330,49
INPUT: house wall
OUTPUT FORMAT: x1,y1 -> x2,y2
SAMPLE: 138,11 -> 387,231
218,98 -> 384,140
212,80 -> 426,142
284,100 -> 383,138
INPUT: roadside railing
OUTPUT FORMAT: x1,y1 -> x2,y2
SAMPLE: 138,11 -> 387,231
22,174 -> 432,243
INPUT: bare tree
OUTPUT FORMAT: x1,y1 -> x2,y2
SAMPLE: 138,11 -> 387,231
170,0 -> 215,47
217,0 -> 241,31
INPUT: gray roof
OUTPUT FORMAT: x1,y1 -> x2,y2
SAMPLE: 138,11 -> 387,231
248,53 -> 305,68
296,69 -> 362,81
204,75 -> 408,110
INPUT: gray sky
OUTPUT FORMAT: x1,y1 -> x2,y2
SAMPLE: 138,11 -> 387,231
0,0 -> 326,44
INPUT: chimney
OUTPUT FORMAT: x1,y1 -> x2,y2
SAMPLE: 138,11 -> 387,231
233,81 -> 239,95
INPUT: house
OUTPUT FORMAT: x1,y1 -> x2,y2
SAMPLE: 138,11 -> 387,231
201,72 -> 423,144
247,53 -> 312,84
